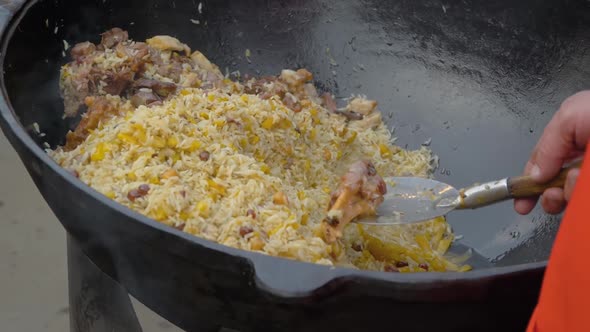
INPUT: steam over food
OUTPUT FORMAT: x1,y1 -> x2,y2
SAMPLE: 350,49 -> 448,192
49,28 -> 470,273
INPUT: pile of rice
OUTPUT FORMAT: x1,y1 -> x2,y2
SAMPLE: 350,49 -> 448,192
49,32 -> 470,273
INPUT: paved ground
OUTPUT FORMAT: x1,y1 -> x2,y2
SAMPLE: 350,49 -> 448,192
0,131 -> 182,331
0,130 -> 70,331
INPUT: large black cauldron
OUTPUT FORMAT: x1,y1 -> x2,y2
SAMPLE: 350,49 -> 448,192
2,0 -> 589,331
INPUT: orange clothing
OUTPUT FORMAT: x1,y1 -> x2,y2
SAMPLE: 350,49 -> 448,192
527,154 -> 590,332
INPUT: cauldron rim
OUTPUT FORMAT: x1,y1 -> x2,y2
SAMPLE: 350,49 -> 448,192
0,0 -> 548,293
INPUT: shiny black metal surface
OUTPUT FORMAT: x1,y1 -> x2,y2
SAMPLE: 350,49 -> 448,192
2,0 -> 590,330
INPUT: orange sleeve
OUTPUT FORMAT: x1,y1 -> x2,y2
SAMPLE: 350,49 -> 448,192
527,153 -> 590,332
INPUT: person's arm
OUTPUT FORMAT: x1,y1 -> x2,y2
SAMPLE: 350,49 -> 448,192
526,150 -> 590,332
519,91 -> 590,331
514,90 -> 590,215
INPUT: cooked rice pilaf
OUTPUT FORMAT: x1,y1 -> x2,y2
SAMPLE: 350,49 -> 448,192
49,28 -> 471,272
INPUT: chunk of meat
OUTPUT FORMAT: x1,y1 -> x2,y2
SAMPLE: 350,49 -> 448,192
282,93 -> 302,112
115,41 -> 149,57
200,71 -> 224,90
302,83 -> 322,105
133,79 -> 177,97
321,93 -> 338,112
70,42 -> 96,62
146,35 -> 191,55
190,50 -> 223,77
346,97 -> 378,115
322,93 -> 365,121
131,90 -> 161,107
242,68 -> 320,108
352,112 -> 382,130
61,30 -> 151,116
278,69 -> 321,107
101,68 -> 134,95
101,28 -> 129,49
243,76 -> 287,99
64,96 -> 123,151
321,160 -> 387,243
115,42 -> 150,71
181,72 -> 201,88
279,69 -> 313,88
334,109 -> 364,121
153,56 -> 186,82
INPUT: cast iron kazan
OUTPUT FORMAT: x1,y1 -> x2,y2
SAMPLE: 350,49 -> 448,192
2,0 -> 589,331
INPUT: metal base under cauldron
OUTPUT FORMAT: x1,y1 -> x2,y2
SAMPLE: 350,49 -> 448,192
67,235 -> 145,332
67,235 -> 232,332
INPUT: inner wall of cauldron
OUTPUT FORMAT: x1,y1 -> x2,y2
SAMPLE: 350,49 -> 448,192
5,0 -> 590,265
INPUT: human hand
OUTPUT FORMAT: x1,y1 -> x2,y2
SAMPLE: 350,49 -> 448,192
514,91 -> 590,215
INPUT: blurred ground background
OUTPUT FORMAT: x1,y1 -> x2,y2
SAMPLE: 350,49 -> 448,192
0,131 -> 183,331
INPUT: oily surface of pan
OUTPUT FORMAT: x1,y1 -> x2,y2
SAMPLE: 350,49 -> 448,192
1,0 -> 590,331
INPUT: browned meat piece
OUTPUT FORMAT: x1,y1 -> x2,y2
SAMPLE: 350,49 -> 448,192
302,83 -> 322,105
147,46 -> 193,83
200,71 -> 224,90
70,42 -> 96,62
321,160 -> 387,243
115,42 -> 150,71
335,109 -> 364,121
133,79 -> 177,97
282,93 -> 302,112
101,68 -> 134,95
321,93 -> 337,112
191,51 -> 223,76
147,47 -> 166,66
146,35 -> 191,55
322,93 -> 366,121
156,59 -> 184,82
330,96 -> 381,121
242,68 -> 322,110
101,28 -> 129,48
346,97 -> 377,115
131,90 -> 162,107
353,112 -> 383,130
64,96 -> 123,151
61,30 -> 152,116
279,69 -> 313,88
278,69 -> 322,109
243,76 -> 287,99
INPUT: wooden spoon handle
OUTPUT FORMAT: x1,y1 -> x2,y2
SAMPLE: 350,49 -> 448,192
507,160 -> 583,198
